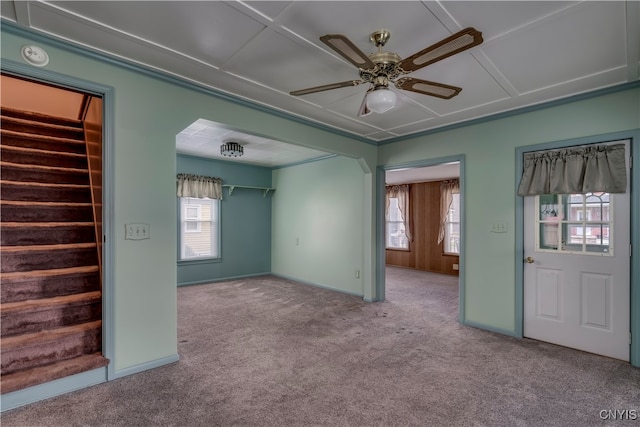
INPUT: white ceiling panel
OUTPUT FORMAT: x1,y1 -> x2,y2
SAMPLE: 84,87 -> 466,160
2,0 -> 636,166
52,1 -> 266,66
222,29 -> 356,94
441,1 -> 578,40
177,119 -> 332,167
242,2 -> 292,21
482,1 -> 627,93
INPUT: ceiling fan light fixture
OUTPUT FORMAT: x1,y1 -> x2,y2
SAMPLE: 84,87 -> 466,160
220,141 -> 244,157
366,88 -> 397,114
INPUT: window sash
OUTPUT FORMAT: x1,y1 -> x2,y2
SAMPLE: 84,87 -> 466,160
180,197 -> 220,260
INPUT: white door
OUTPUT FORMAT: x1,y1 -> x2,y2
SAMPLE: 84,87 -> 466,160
523,140 -> 630,361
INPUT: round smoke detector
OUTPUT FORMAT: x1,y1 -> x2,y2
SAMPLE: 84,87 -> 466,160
21,44 -> 49,67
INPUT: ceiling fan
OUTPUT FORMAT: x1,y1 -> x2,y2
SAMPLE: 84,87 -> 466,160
290,27 -> 483,115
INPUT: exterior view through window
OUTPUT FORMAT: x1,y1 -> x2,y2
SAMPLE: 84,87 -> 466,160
180,197 -> 220,260
536,192 -> 612,255
386,197 -> 408,249
445,193 -> 460,254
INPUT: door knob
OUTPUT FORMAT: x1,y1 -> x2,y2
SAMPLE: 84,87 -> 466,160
525,256 -> 534,264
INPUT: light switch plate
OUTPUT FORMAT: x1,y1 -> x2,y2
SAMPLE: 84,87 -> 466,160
125,223 -> 150,240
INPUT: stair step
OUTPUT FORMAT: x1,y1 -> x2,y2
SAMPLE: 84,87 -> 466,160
1,200 -> 94,222
1,320 -> 102,376
1,222 -> 96,246
1,291 -> 102,336
0,116 -> 85,140
1,107 -> 83,128
1,180 -> 91,203
1,129 -> 86,154
0,243 -> 98,273
0,352 -> 109,395
1,266 -> 100,303
0,161 -> 90,185
0,145 -> 88,169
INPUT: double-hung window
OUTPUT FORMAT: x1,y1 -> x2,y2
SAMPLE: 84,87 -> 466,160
444,193 -> 460,254
385,184 -> 411,250
179,197 -> 220,260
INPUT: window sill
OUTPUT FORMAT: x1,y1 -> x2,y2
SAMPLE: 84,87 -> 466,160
178,257 -> 222,266
442,252 -> 460,257
386,247 -> 411,252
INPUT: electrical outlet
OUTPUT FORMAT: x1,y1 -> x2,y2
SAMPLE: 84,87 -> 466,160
452,264 -> 459,271
125,223 -> 150,240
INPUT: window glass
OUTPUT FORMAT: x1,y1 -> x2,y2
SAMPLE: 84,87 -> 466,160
536,192 -> 611,255
444,193 -> 460,254
386,198 -> 408,249
180,197 -> 220,260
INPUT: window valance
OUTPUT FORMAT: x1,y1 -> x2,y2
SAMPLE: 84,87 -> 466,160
517,143 -> 626,196
176,174 -> 223,199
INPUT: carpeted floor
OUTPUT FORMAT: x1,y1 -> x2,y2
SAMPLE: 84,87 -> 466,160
2,267 -> 639,426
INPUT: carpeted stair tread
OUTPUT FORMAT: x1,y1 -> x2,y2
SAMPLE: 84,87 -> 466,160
1,242 -> 97,253
0,265 -> 99,281
1,200 -> 94,222
1,320 -> 101,352
1,129 -> 86,154
1,291 -> 102,315
1,243 -> 98,273
0,145 -> 88,169
1,320 -> 103,375
1,222 -> 96,246
0,352 -> 108,395
1,180 -> 91,203
0,161 -> 90,185
1,266 -> 100,304
1,291 -> 102,336
1,116 -> 84,140
1,107 -> 83,128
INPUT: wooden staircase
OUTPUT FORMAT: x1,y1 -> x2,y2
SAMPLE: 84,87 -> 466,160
1,108 -> 108,394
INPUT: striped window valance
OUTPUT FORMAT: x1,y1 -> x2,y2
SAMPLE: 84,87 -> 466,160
176,174 -> 223,199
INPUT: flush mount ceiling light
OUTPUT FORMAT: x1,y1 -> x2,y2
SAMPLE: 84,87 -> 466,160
220,141 -> 244,157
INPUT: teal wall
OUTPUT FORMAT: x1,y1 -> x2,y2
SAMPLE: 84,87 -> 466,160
272,156 -> 366,296
378,87 -> 640,334
176,155 -> 272,285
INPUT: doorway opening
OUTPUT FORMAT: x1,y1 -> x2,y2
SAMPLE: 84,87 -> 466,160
381,159 -> 464,322
0,72 -> 108,395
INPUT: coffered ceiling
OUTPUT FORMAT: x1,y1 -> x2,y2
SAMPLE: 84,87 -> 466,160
2,1 -> 639,163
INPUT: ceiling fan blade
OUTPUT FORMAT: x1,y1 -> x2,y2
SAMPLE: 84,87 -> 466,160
290,80 -> 364,96
397,27 -> 483,73
320,34 -> 377,70
394,77 -> 462,99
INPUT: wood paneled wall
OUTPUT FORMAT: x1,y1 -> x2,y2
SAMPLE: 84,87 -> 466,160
386,181 -> 459,276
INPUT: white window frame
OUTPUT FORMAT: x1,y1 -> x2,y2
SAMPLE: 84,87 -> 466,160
444,193 -> 460,255
535,192 -> 613,256
179,197 -> 220,261
386,197 -> 409,250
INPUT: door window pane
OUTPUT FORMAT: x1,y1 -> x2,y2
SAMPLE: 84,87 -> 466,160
535,193 -> 612,256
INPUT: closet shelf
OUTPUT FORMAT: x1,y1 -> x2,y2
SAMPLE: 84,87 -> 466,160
222,185 -> 275,197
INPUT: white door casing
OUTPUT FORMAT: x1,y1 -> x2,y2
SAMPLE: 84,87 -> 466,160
523,140 -> 631,361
